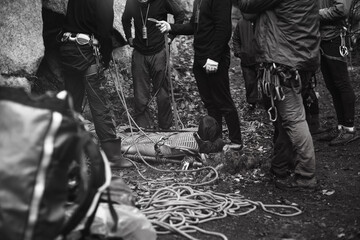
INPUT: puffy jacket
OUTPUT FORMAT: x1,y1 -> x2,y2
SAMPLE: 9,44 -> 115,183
319,0 -> 352,41
238,0 -> 321,72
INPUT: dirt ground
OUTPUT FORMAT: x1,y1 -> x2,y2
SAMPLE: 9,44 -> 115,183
114,46 -> 360,240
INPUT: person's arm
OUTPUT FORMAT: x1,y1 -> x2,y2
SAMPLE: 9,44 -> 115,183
319,0 -> 348,21
232,22 -> 242,58
166,0 -> 186,41
208,0 -> 232,62
237,0 -> 281,13
157,1 -> 195,36
96,0 -> 114,67
121,0 -> 133,46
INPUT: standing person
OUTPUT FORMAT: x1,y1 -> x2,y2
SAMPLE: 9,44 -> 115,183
238,0 -> 320,189
121,0 -> 185,130
318,0 -> 359,146
59,0 -> 132,169
232,13 -> 259,110
156,0 -> 243,149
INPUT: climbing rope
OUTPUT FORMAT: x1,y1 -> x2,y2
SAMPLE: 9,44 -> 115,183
109,55 -> 220,185
137,185 -> 302,240
110,54 -> 303,240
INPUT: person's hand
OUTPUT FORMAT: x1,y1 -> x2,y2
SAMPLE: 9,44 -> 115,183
128,37 -> 134,47
156,20 -> 171,33
203,58 -> 219,74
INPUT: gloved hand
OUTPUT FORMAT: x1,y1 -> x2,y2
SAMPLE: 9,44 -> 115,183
203,58 -> 219,74
156,20 -> 171,33
128,37 -> 134,47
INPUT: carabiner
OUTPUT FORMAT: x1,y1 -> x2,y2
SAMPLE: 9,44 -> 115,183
267,95 -> 277,122
267,106 -> 277,122
275,86 -> 285,101
339,45 -> 349,57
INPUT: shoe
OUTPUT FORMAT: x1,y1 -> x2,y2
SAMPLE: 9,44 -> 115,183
275,175 -> 317,191
318,127 -> 340,141
269,168 -> 290,180
101,139 -> 133,169
329,128 -> 360,146
223,142 -> 243,151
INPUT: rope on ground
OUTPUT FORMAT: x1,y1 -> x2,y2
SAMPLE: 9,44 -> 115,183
137,185 -> 302,240
110,58 -> 220,187
110,57 -> 302,240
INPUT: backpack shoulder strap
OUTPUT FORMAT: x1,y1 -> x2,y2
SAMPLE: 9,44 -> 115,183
60,130 -> 112,237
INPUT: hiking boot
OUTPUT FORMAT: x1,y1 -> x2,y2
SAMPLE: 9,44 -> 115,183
101,139 -> 133,169
275,175 -> 317,191
318,127 -> 340,141
329,128 -> 360,146
269,168 -> 290,180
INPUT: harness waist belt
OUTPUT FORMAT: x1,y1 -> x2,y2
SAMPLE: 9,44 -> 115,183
62,32 -> 99,46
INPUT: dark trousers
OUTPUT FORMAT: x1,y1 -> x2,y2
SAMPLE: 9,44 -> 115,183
132,48 -> 173,130
321,37 -> 356,127
193,55 -> 242,144
60,42 -> 117,141
241,64 -> 259,105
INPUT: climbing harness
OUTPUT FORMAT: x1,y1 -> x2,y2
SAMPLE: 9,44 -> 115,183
260,63 -> 302,122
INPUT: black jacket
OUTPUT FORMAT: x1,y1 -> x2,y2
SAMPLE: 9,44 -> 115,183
170,0 -> 232,64
232,17 -> 256,66
63,0 -> 114,66
122,0 -> 185,55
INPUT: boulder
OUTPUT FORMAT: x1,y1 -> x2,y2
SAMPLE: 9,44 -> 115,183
0,0 -> 195,93
0,0 -> 44,90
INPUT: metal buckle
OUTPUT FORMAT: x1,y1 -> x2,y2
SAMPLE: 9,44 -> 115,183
339,45 -> 349,57
75,34 -> 90,45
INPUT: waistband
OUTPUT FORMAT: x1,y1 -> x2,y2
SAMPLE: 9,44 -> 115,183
61,32 -> 99,46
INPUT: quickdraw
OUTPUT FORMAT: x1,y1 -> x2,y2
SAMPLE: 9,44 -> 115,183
340,26 -> 349,57
260,63 -> 286,122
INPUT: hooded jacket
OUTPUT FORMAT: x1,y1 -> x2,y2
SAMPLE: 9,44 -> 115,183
122,0 -> 185,55
238,0 -> 321,72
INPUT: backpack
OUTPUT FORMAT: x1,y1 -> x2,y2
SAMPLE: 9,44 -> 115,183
0,86 -> 112,240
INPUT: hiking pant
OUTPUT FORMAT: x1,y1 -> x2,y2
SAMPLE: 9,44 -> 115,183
320,37 -> 356,127
271,71 -> 316,179
193,54 -> 242,145
132,48 -> 173,130
60,42 -> 117,141
241,64 -> 259,105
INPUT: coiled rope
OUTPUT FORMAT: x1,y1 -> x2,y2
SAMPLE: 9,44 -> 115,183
137,185 -> 302,240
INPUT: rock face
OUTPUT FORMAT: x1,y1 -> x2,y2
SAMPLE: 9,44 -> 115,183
0,0 -> 44,91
